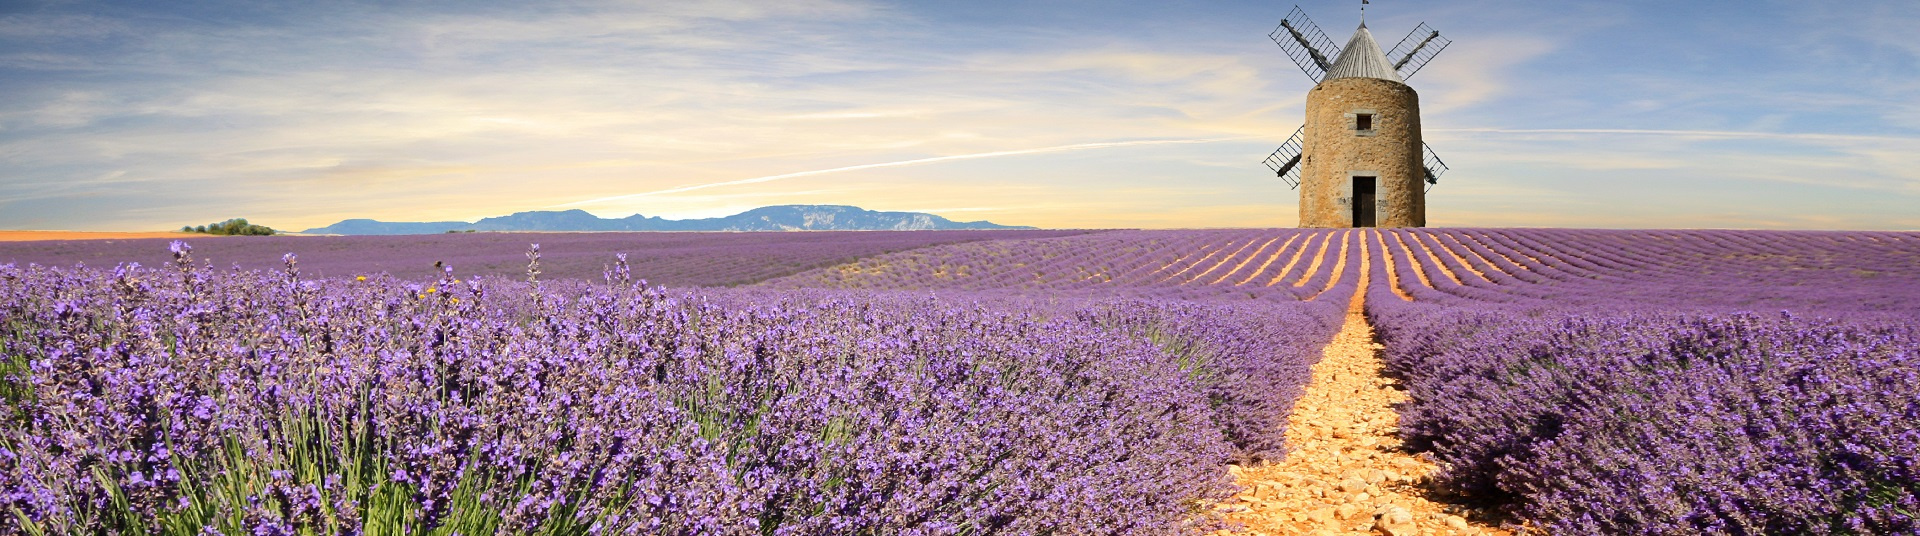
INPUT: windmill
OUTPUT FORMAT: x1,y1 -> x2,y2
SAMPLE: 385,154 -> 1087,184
1261,5 -> 1451,228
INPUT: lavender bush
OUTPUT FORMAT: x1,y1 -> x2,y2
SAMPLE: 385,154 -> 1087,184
1072,298 -> 1341,463
0,246 -> 1262,534
1365,229 -> 1920,534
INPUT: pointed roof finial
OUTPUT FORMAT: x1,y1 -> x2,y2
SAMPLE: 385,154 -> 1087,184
1323,23 -> 1403,83
1360,0 -> 1367,25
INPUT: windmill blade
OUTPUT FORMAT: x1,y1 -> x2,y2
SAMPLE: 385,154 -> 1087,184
1263,126 -> 1307,189
1268,6 -> 1340,82
1387,23 -> 1451,80
1422,142 -> 1449,191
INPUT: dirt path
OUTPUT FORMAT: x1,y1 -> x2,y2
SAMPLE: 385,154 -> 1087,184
1213,232 -> 1507,535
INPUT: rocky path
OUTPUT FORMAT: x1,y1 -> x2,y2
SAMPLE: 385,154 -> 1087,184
1212,236 -> 1508,535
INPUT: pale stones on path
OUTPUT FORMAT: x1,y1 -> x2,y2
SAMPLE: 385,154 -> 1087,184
1338,478 -> 1369,494
1213,299 -> 1510,536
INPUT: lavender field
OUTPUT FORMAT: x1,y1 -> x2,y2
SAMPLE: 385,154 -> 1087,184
1357,229 -> 1920,534
2,228 -> 1918,534
0,230 -> 1085,287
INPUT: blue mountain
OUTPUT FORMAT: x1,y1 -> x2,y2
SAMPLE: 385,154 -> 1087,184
302,205 -> 1033,235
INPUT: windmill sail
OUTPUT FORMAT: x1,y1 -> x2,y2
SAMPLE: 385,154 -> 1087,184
1422,142 -> 1449,191
1387,23 -> 1450,80
1269,6 -> 1340,82
1263,126 -> 1307,189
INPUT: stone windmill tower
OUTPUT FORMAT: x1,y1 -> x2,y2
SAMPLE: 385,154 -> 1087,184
1263,5 -> 1450,228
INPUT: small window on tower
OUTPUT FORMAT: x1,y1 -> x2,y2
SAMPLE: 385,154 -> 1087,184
1355,113 -> 1374,131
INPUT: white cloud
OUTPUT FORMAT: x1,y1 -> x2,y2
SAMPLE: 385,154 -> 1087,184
2,1 -> 1918,231
1411,35 -> 1557,116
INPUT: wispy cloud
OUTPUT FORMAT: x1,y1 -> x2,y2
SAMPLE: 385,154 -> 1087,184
555,137 -> 1252,209
1412,35 -> 1559,116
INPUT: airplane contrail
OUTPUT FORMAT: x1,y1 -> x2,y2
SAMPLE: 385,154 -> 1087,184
553,136 -> 1253,208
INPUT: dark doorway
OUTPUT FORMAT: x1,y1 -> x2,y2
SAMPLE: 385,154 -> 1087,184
1352,176 -> 1376,227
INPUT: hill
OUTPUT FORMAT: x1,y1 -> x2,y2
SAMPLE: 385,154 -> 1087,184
301,205 -> 1033,235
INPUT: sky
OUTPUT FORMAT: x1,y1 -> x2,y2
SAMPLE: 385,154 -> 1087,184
2,0 -> 1918,232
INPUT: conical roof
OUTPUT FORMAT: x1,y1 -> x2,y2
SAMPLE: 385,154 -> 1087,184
1323,23 -> 1403,84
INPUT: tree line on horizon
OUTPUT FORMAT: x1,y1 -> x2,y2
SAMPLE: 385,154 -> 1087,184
181,218 -> 276,236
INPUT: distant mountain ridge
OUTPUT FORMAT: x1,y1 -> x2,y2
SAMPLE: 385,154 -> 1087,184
302,205 -> 1033,235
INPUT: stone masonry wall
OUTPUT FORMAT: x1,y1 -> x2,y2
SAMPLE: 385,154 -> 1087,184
1299,77 -> 1425,228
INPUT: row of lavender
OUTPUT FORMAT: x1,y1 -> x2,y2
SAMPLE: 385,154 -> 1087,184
1370,228 -> 1920,315
1364,229 -> 1920,534
762,229 -> 1362,302
0,230 -> 1088,287
0,237 -> 1346,535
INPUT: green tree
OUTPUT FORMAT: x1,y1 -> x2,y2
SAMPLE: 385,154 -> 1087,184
188,218 -> 276,236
